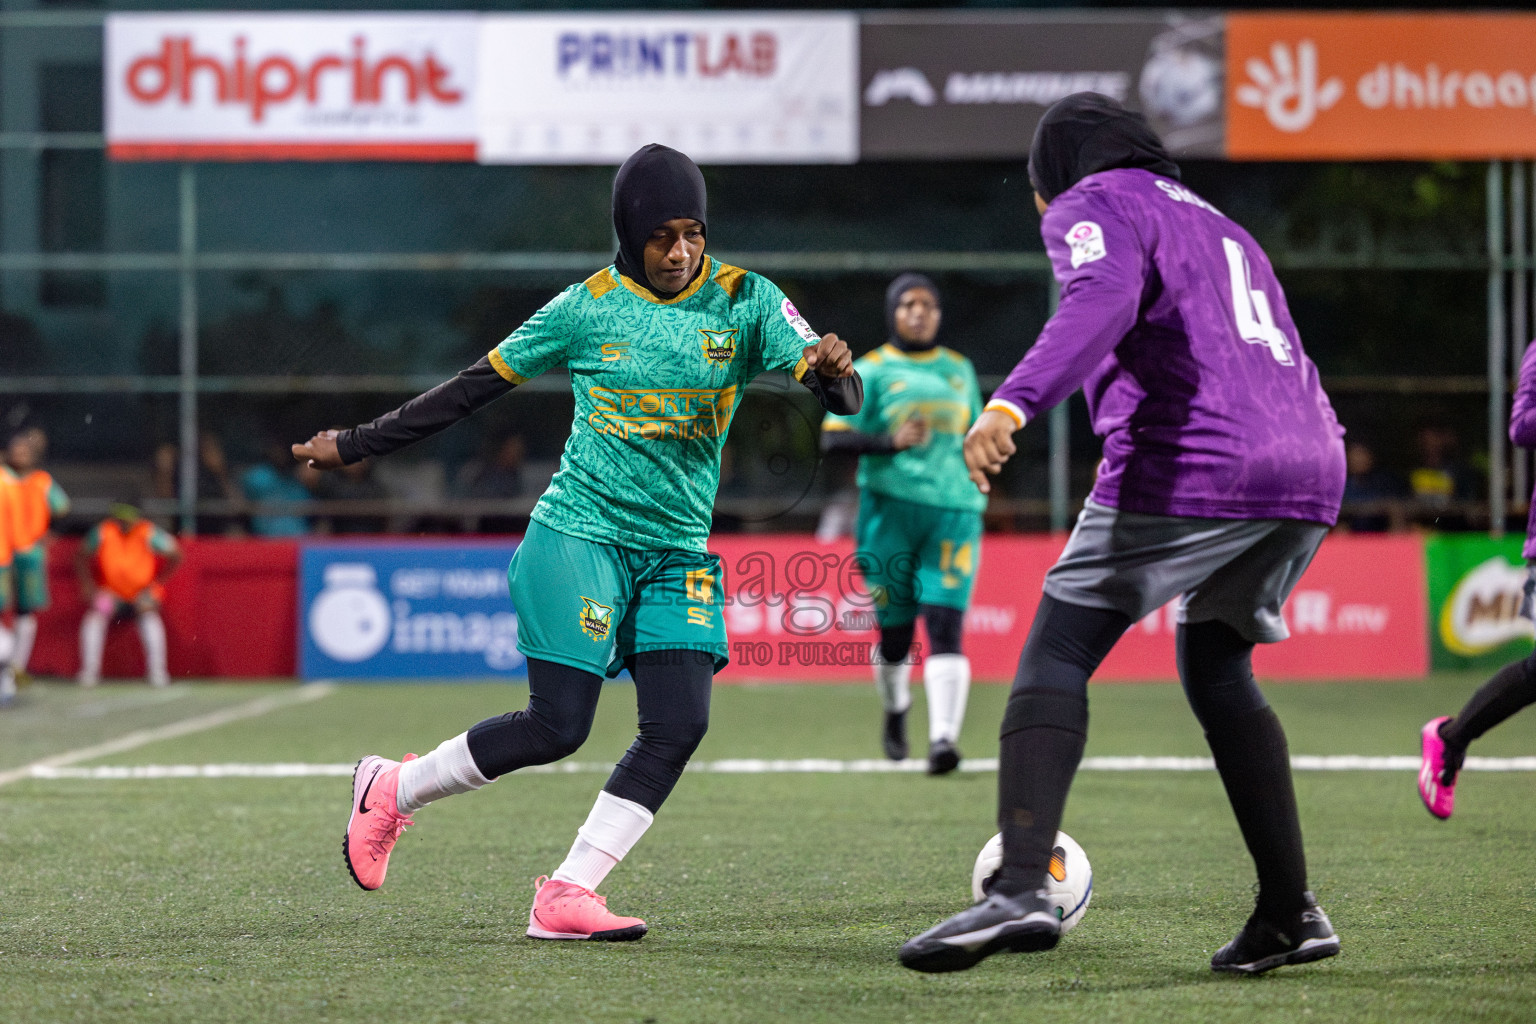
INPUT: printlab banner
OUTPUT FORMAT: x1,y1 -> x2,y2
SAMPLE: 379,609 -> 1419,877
300,541 -> 523,681
1424,534 -> 1534,672
859,13 -> 1225,160
476,13 -> 858,164
708,533 -> 1427,682
106,13 -> 479,160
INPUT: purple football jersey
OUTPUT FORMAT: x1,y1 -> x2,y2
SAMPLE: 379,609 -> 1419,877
1510,340 -> 1536,559
990,168 -> 1345,525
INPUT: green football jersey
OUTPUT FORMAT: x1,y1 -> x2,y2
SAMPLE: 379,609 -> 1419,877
490,256 -> 822,552
824,343 -> 985,513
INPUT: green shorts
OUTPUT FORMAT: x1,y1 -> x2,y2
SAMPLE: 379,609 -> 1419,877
10,546 -> 49,614
855,491 -> 983,628
509,518 -> 729,678
0,564 -> 11,610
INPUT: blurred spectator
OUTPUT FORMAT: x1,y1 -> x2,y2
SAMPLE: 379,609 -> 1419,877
1340,440 -> 1406,532
455,434 -> 527,533
1411,423 -> 1478,502
76,503 -> 181,687
4,426 -> 69,692
241,441 -> 313,537
152,432 -> 240,535
1409,424 -> 1479,529
313,458 -> 389,535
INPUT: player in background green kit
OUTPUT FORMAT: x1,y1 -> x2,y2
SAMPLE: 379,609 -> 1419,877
293,145 -> 861,942
821,274 -> 985,774
3,427 -> 70,697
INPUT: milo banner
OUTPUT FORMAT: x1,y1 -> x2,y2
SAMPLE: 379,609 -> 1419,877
1425,535 -> 1534,671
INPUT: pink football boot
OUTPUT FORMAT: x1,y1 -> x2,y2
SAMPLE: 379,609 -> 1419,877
526,876 -> 648,941
1418,717 -> 1458,820
344,753 -> 418,890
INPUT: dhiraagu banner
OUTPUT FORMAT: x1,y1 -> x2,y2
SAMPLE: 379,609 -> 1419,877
1426,534 -> 1533,671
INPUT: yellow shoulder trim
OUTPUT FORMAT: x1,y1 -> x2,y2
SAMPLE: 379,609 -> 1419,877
821,418 -> 853,432
487,348 -> 527,386
618,256 -> 714,306
713,262 -> 748,298
584,268 -> 619,299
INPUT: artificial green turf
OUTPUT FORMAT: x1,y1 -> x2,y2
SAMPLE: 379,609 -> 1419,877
2,676 -> 1534,1023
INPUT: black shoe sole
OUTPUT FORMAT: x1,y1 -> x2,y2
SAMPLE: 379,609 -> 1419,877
527,924 -> 649,942
899,920 -> 1059,973
927,745 -> 961,775
1212,937 -> 1340,975
343,758 -> 371,892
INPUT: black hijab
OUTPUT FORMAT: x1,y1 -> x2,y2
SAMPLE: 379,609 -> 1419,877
611,144 -> 708,296
1027,93 -> 1180,204
885,272 -> 940,351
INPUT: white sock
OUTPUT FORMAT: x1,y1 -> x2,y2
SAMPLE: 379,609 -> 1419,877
12,614 -> 36,671
0,667 -> 14,701
138,611 -> 169,685
79,611 -> 107,683
396,731 -> 493,815
552,791 -> 654,891
925,653 -> 971,744
874,649 -> 912,715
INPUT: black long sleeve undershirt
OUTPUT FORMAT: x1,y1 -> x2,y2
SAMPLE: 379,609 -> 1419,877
800,367 -> 863,417
820,428 -> 897,456
336,355 -> 513,465
336,356 -> 864,465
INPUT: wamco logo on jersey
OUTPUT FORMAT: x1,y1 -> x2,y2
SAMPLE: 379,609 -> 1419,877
556,29 -> 777,80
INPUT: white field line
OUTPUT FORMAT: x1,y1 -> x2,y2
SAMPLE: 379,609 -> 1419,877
21,753 -> 1536,781
0,684 -> 336,788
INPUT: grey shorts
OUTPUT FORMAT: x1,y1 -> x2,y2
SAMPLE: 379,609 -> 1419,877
1043,500 -> 1329,644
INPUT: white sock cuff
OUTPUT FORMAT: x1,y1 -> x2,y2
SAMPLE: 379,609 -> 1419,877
874,647 -> 912,714
576,791 -> 655,861
435,731 -> 493,791
925,654 -> 971,743
396,732 -> 492,815
926,653 -> 969,676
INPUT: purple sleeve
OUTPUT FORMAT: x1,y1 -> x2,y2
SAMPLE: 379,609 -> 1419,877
1511,340 -> 1536,447
989,190 -> 1145,423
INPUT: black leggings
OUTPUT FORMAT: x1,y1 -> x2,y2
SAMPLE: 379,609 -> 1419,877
465,649 -> 714,814
878,604 -> 966,662
1004,595 -> 1267,722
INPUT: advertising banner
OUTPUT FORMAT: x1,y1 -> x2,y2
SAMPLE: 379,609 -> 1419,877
300,541 -> 523,681
106,13 -> 478,160
859,14 -> 1224,161
1227,13 -> 1536,160
476,13 -> 858,165
709,533 -> 1426,682
1424,535 -> 1534,672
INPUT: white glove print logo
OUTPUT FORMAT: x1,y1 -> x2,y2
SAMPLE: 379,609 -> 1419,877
1236,41 -> 1343,132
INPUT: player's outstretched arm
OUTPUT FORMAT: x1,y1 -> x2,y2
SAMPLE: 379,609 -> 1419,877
292,355 -> 515,471
798,332 -> 863,416
963,408 -> 1020,495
